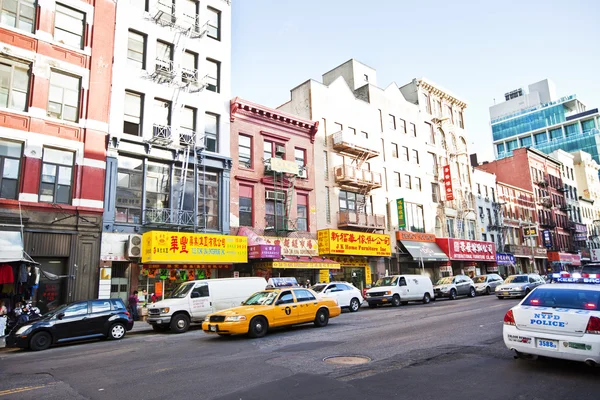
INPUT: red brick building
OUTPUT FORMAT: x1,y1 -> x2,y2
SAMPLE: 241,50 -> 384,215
0,1 -> 116,307
477,148 -> 570,263
230,97 -> 330,284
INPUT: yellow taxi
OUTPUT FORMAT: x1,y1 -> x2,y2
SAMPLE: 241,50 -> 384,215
201,287 -> 341,338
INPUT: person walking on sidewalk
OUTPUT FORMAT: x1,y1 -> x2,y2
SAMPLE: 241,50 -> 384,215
128,291 -> 139,321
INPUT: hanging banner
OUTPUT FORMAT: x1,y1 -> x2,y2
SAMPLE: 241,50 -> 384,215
443,165 -> 454,200
396,198 -> 406,228
317,229 -> 391,257
542,229 -> 553,248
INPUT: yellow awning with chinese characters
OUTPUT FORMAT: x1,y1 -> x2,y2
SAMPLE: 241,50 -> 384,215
318,229 -> 391,257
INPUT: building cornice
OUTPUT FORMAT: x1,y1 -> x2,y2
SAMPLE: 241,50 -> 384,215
416,78 -> 467,109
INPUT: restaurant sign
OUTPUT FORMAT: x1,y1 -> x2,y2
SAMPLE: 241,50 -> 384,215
142,231 -> 247,264
253,261 -> 341,270
318,229 -> 391,257
496,253 -> 515,265
396,231 -> 436,242
436,238 -> 496,261
396,198 -> 406,228
248,244 -> 281,259
443,165 -> 454,201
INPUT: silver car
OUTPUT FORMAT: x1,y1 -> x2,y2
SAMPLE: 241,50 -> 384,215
495,274 -> 545,299
472,274 -> 504,295
433,275 -> 476,300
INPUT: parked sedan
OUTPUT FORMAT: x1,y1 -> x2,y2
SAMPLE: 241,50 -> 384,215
433,275 -> 476,300
473,274 -> 504,295
311,282 -> 364,312
496,274 -> 545,299
6,299 -> 134,351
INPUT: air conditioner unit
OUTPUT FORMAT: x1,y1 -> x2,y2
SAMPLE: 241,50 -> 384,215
266,191 -> 285,202
275,145 -> 285,155
126,234 -> 142,258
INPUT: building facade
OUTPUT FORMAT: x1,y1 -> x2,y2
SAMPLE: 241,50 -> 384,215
490,79 -> 600,164
572,150 -> 600,254
0,0 -> 116,310
99,0 -> 232,301
471,168 -> 497,243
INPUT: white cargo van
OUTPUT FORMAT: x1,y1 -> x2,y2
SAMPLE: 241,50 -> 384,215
365,275 -> 434,307
146,277 -> 266,333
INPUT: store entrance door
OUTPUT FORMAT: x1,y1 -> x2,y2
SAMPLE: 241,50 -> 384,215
110,262 -> 130,303
36,258 -> 68,314
344,267 -> 365,291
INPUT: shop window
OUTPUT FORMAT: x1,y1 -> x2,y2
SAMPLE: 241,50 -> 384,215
198,170 -> 219,230
239,185 -> 253,227
127,30 -> 146,69
47,70 -> 80,122
204,112 -> 218,152
238,135 -> 252,168
296,193 -> 308,231
39,147 -> 74,204
54,4 -> 85,49
0,139 -> 22,199
116,156 -> 143,223
1,0 -> 35,32
0,56 -> 30,111
123,91 -> 143,136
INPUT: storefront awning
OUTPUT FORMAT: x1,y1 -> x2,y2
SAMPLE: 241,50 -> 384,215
0,231 -> 38,265
399,241 -> 449,262
254,257 -> 341,270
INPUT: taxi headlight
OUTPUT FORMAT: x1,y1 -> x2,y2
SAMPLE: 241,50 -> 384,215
15,326 -> 32,336
224,315 -> 247,322
160,307 -> 170,313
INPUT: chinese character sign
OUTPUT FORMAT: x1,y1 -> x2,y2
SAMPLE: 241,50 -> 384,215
396,198 -> 406,228
542,229 -> 553,248
142,231 -> 247,264
436,238 -> 496,261
443,165 -> 454,201
317,229 -> 391,257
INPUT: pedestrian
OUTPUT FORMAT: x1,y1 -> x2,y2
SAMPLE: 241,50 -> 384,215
306,279 -> 311,288
0,300 -> 7,337
151,292 -> 158,303
128,290 -> 139,321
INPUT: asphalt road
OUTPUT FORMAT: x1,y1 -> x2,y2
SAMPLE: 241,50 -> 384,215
1,295 -> 599,400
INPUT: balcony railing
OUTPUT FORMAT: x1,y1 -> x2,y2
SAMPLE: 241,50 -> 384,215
152,124 -> 172,144
331,130 -> 379,159
337,211 -> 386,230
334,164 -> 382,190
178,128 -> 197,146
143,208 -> 195,226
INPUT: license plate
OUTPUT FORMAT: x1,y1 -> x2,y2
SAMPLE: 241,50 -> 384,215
209,325 -> 217,332
382,298 -> 387,302
537,339 -> 558,350
502,292 -> 509,296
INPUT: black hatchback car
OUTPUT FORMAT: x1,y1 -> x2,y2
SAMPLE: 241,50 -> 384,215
6,298 -> 134,351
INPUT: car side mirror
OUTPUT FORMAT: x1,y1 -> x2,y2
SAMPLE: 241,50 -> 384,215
57,313 -> 65,320
191,292 -> 200,299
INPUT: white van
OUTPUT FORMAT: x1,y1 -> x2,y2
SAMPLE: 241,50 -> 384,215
146,277 -> 266,333
365,275 -> 434,307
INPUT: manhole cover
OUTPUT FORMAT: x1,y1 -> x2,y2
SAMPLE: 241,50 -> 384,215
323,356 -> 371,365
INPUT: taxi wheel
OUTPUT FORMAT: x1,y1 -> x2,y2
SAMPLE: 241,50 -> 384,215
314,308 -> 329,327
349,298 -> 360,312
248,316 -> 268,338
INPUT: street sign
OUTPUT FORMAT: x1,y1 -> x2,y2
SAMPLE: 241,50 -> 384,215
396,198 -> 406,228
523,227 -> 538,237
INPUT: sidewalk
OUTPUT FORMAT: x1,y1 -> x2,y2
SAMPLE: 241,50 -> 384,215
128,321 -> 155,335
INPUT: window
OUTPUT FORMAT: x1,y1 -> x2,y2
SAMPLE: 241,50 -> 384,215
457,111 -> 464,128
207,7 -> 221,40
145,161 -> 170,212
482,233 -> 487,242
206,59 -> 220,92
54,4 -> 85,49
239,135 -> 252,168
239,185 -> 253,227
180,106 -> 196,145
394,172 -> 401,187
415,177 -> 421,191
278,291 -> 294,304
63,302 -> 88,317
348,127 -> 356,136
265,192 -> 285,229
361,131 -> 368,139
391,143 -> 398,158
192,284 -> 209,297
204,112 -> 218,152
181,0 -> 199,31
446,218 -> 455,238
296,194 -> 308,231
339,190 -> 370,214
0,57 -> 29,112
409,123 -> 416,137
323,151 -> 328,180
39,148 -> 74,204
445,105 -> 453,123
295,148 -> 306,178
388,114 -> 396,130
294,289 -> 316,302
116,156 -> 143,223
402,146 -> 409,161
484,185 -> 489,197
398,118 -> 406,133
325,187 -> 331,223
263,140 -> 273,160
423,93 -> 431,114
404,174 -> 412,189
47,71 -> 80,122
411,149 -> 419,164
0,140 -> 22,199
127,30 -> 145,69
156,41 -> 173,73
198,170 -> 219,230
428,152 -> 437,174
129,0 -> 148,11
487,208 -> 492,225
425,122 -> 434,144
123,91 -> 143,136
467,221 -> 476,240
91,300 -> 111,313
405,203 -> 425,232
335,122 -> 343,133
477,183 -> 481,194
182,51 -> 198,83
153,98 -> 171,138
0,0 -> 35,32
431,183 -> 440,203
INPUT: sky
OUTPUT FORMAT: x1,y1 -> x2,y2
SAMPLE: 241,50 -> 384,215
231,0 -> 600,161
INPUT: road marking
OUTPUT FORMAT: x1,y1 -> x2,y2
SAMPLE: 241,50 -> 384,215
153,367 -> 173,373
0,384 -> 53,397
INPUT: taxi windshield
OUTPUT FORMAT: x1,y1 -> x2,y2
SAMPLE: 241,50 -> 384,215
505,275 -> 527,284
311,285 -> 327,293
523,288 -> 600,310
436,277 -> 454,285
472,276 -> 487,284
170,283 -> 194,298
374,277 -> 398,287
242,291 -> 278,306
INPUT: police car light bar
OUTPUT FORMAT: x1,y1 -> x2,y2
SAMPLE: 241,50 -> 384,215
553,277 -> 600,284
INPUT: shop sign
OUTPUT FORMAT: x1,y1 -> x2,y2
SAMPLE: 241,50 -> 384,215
580,248 -> 591,261
396,231 -> 436,242
327,256 -> 368,266
365,266 -> 372,285
248,244 -> 281,259
542,229 -> 553,248
259,237 -> 318,256
505,245 -> 547,258
487,266 -> 499,272
143,264 -> 231,270
318,229 -> 391,257
440,266 -> 452,273
436,238 -> 496,261
522,227 -> 538,237
396,198 -> 406,228
547,252 -> 581,266
269,158 -> 299,175
592,249 -> 600,262
443,165 -> 454,201
254,261 -> 341,270
319,270 -> 330,283
574,223 -> 588,242
496,253 -> 515,265
142,231 -> 247,264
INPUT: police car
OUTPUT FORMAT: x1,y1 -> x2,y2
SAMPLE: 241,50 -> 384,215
503,276 -> 600,366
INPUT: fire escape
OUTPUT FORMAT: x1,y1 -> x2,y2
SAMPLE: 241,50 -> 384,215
331,129 -> 385,232
263,153 -> 302,235
142,1 -> 211,231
